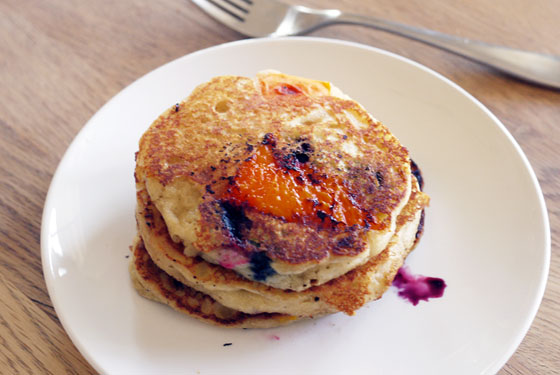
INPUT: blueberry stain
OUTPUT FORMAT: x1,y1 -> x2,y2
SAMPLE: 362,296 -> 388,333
219,201 -> 252,243
410,159 -> 424,190
249,252 -> 276,281
392,266 -> 446,305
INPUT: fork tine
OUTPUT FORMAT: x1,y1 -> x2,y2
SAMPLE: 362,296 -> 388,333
196,0 -> 249,22
193,0 -> 294,37
221,0 -> 250,13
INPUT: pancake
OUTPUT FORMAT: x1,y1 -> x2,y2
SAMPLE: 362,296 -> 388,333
134,172 -> 428,316
129,237 -> 303,328
135,71 -> 413,291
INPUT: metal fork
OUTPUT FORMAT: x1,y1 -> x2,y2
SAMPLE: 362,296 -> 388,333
193,0 -> 560,89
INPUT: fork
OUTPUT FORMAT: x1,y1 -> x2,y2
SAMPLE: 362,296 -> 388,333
192,0 -> 560,89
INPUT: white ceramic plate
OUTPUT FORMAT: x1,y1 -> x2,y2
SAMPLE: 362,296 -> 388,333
41,37 -> 550,375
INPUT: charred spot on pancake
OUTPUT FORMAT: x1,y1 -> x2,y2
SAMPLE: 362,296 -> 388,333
293,140 -> 313,164
144,210 -> 154,225
336,235 -> 355,248
262,133 -> 276,146
222,176 -> 235,185
278,153 -> 300,172
332,232 -> 366,256
306,173 -> 321,186
249,251 -> 276,281
171,276 -> 184,290
301,142 -> 312,152
375,171 -> 384,187
218,201 -> 252,245
140,193 -> 155,228
294,152 -> 309,164
206,185 -> 215,195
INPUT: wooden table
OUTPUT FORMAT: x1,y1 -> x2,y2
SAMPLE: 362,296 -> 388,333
1,0 -> 558,373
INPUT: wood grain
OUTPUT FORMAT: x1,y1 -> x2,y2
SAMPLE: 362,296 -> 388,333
0,273 -> 94,374
0,0 -> 558,373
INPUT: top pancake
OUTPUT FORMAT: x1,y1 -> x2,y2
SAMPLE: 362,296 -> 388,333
135,71 -> 412,291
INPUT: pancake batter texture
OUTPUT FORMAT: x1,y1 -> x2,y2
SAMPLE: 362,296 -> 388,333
130,71 -> 430,328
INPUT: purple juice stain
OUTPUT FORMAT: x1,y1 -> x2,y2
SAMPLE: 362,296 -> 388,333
392,266 -> 446,305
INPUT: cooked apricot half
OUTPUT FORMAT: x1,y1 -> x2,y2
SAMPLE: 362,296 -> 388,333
225,142 -> 367,228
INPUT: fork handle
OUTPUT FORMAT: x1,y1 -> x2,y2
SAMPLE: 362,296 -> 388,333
331,12 -> 560,89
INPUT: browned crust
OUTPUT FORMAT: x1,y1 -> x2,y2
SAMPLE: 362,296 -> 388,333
130,238 -> 301,328
195,198 -> 370,262
313,185 -> 429,314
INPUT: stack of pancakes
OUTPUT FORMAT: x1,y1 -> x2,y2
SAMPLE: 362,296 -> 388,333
130,71 -> 429,328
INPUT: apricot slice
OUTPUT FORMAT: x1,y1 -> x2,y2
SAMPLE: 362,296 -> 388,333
226,142 -> 367,228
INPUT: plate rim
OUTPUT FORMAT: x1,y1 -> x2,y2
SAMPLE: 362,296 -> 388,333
40,36 -> 551,374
